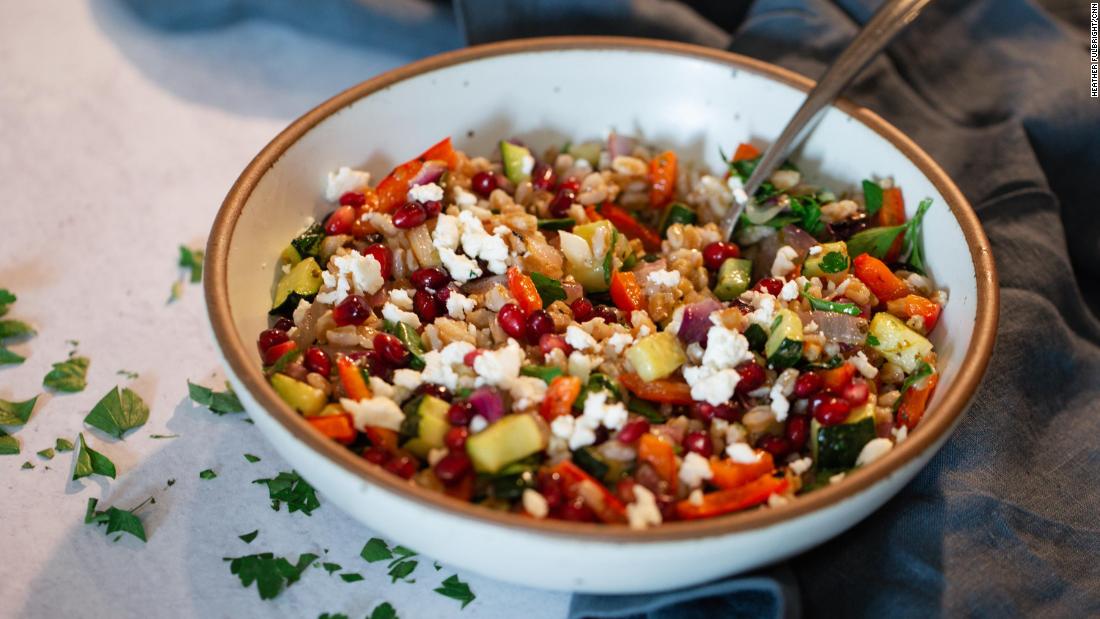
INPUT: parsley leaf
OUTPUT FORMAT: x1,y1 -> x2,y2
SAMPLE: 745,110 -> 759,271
55,437 -> 74,452
0,289 -> 14,316
361,537 -> 394,563
239,530 -> 259,544
0,430 -> 19,455
84,496 -> 151,542
895,361 -> 935,412
225,552 -> 318,600
866,334 -> 880,347
0,320 -> 34,340
339,572 -> 364,583
322,562 -> 342,574
188,380 -> 244,415
434,574 -> 476,609
788,194 -> 825,237
519,364 -> 563,385
244,453 -> 261,463
73,433 -> 116,480
0,395 -> 38,426
820,251 -> 849,274
0,347 -> 24,366
383,321 -> 425,371
44,355 -> 90,392
37,447 -> 55,460
847,198 -> 933,271
319,614 -> 348,619
529,272 -> 566,308
388,559 -> 418,583
84,387 -> 149,439
21,461 -> 33,470
199,469 -> 217,480
253,470 -> 321,515
801,291 -> 862,316
117,369 -> 139,379
862,180 -> 884,216
370,602 -> 398,619
179,245 -> 205,283
602,231 -> 618,286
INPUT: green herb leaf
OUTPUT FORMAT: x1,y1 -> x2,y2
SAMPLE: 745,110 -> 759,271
319,614 -> 349,619
0,289 -> 15,316
117,369 -> 139,379
187,380 -> 244,415
847,198 -> 933,271
268,348 -> 302,373
21,460 -> 33,469
339,572 -> 364,583
529,272 -> 566,308
862,180 -> 884,216
0,347 -> 24,366
434,574 -> 476,609
149,434 -> 178,439
788,194 -> 825,238
179,245 -> 205,283
361,537 -> 394,563
0,430 -> 18,455
244,453 -> 261,463
820,252 -> 849,274
434,561 -> 442,571
901,198 -> 933,273
847,224 -> 903,260
894,361 -> 935,412
55,437 -> 74,452
866,334 -> 880,347
519,364 -> 563,385
384,321 -> 425,371
44,356 -> 90,392
0,395 -> 38,426
199,469 -> 217,480
0,320 -> 34,340
253,470 -> 320,515
83,387 -> 149,439
388,559 -> 418,583
626,398 -> 665,423
602,232 -> 617,286
322,562 -> 342,574
291,222 -> 325,260
801,292 -> 862,316
537,218 -> 575,231
369,602 -> 398,619
73,433 -> 116,480
84,496 -> 151,542
239,530 -> 259,544
37,447 -> 55,460
225,552 -> 317,600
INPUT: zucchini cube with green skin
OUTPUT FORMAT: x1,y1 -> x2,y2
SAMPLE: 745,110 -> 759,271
271,257 -> 322,314
466,414 -> 548,474
567,142 -> 602,167
500,141 -> 533,184
802,241 -> 850,284
270,373 -> 327,416
565,220 -> 620,292
659,202 -> 697,236
869,313 -> 933,373
626,331 -> 687,381
811,393 -> 877,469
765,309 -> 804,369
401,395 -> 451,457
714,258 -> 753,301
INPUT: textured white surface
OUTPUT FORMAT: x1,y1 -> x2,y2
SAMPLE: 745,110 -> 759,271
0,1 -> 567,617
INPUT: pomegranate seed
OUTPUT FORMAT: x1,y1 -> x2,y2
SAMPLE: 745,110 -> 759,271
560,496 -> 596,522
714,403 -> 741,421
525,310 -> 554,344
447,401 -> 474,426
497,303 -> 527,339
793,372 -> 824,398
339,191 -> 366,207
271,318 -> 294,332
413,288 -> 442,323
786,415 -> 809,450
702,242 -> 741,271
539,333 -> 572,356
690,402 -> 717,422
531,162 -> 557,190
262,340 -> 297,365
304,347 -> 332,376
258,328 -> 289,352
362,349 -> 392,382
392,202 -> 427,229
471,171 -> 497,197
422,200 -> 442,218
362,244 -> 393,280
548,187 -> 576,218
559,176 -> 581,193
813,396 -> 852,426
594,305 -> 619,324
410,267 -> 451,291
444,426 -> 469,450
683,431 -> 714,456
373,333 -> 408,366
325,206 -> 356,236
754,278 -> 784,296
436,287 -> 451,304
538,473 -> 565,509
434,452 -> 471,484
462,349 -> 482,367
617,418 -> 650,443
363,447 -> 389,465
570,298 -> 594,322
384,454 -> 419,479
416,383 -> 452,401
757,435 -> 791,458
840,380 -> 870,406
734,362 -> 766,394
332,294 -> 371,326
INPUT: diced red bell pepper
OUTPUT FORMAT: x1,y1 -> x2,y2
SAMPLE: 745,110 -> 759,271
262,340 -> 298,366
620,373 -> 694,405
732,143 -> 761,162
648,150 -> 677,208
540,375 -> 582,421
417,136 -> 458,169
610,271 -> 645,312
896,371 -> 939,430
375,159 -> 424,213
674,473 -> 788,520
886,294 -> 942,333
507,267 -> 543,315
637,434 -> 678,494
708,453 -> 775,490
818,363 -> 856,393
308,413 -> 357,444
553,460 -> 627,524
875,187 -> 906,263
853,253 -> 910,302
601,203 -> 662,252
337,355 -> 372,401
584,205 -> 603,222
363,426 -> 399,453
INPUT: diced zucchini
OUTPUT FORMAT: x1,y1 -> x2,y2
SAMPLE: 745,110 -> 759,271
500,141 -> 533,184
537,218 -> 575,231
573,447 -> 609,480
401,395 -> 450,457
659,202 -> 696,236
714,258 -> 752,301
567,141 -> 601,167
625,331 -> 687,381
744,324 -> 768,352
270,373 -> 326,416
811,393 -> 877,469
316,403 -> 344,418
869,313 -> 933,373
290,222 -> 325,260
280,244 -> 302,267
802,241 -> 850,283
271,257 -> 322,315
565,221 -> 620,293
466,414 -> 548,474
765,309 -> 803,369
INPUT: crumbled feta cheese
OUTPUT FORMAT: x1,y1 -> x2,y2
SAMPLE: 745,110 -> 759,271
581,390 -> 628,431
432,214 -> 461,251
438,248 -> 483,282
789,457 -> 813,476
381,302 -> 421,330
457,210 -> 510,274
829,472 -> 846,484
648,269 -> 681,288
767,493 -> 791,508
678,452 -> 714,488
341,396 -> 404,431
627,485 -> 663,530
453,185 -> 478,207
808,245 -> 823,256
689,489 -> 704,506
522,489 -> 549,519
741,290 -> 778,328
292,299 -> 312,326
891,425 -> 909,444
685,342 -> 704,364
604,332 -> 634,356
779,279 -> 800,301
508,375 -> 548,411
315,250 -> 385,305
392,368 -> 423,392
565,324 -> 599,352
804,320 -> 819,334
850,351 -> 879,379
519,153 -> 535,176
368,376 -> 395,399
427,448 -> 448,467
473,339 -> 524,387
682,317 -> 755,406
771,245 -> 798,277
701,317 -> 753,369
769,368 -> 799,421
665,306 -> 684,336
388,288 -> 414,311
682,366 -> 739,406
726,442 -> 761,464
567,351 -> 600,382
856,438 -> 893,467
445,290 -> 476,320
420,342 -> 474,392
933,289 -> 949,306
325,167 -> 370,201
727,174 -> 744,192
407,182 -> 443,203
550,414 -> 597,450
469,415 -> 488,433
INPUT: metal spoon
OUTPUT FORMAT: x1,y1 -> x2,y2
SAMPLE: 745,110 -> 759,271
719,0 -> 933,241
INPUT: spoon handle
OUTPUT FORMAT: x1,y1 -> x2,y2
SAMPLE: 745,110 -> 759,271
720,0 -> 933,240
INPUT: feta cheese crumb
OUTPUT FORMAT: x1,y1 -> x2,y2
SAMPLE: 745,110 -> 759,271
666,306 -> 685,336
648,269 -> 681,288
771,245 -> 798,277
292,299 -> 312,326
316,250 -> 385,305
891,425 -> 909,444
768,493 -> 791,508
769,368 -> 800,421
341,396 -> 403,431
381,302 -> 421,330
388,288 -> 414,310
565,324 -> 599,351
473,339 -> 524,387
420,342 -> 474,391
779,279 -> 800,301
682,318 -> 754,405
626,484 -> 663,530
407,182 -> 444,203
581,390 -> 628,431
427,448 -> 448,467
445,290 -> 477,320
688,489 -> 704,506
469,415 -> 488,433
726,442 -> 762,464
850,351 -> 879,379
856,438 -> 893,467
808,245 -> 823,256
367,376 -> 395,399
567,351 -> 600,382
508,375 -> 548,411
604,332 -> 634,356
522,489 -> 549,519
392,368 -> 423,392
789,457 -> 813,476
432,214 -> 461,251
829,472 -> 846,485
678,452 -> 714,488
438,247 -> 482,282
325,167 -> 370,201
453,185 -> 478,207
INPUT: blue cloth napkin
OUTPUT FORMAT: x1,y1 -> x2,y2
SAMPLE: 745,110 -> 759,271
123,0 -> 1100,615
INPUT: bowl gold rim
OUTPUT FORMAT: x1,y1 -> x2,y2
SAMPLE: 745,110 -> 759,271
205,35 -> 999,543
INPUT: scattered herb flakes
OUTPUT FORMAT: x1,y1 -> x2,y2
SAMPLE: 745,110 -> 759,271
895,361 -> 935,412
73,433 -> 117,480
361,538 -> 394,563
0,430 -> 19,455
0,289 -> 14,316
321,562 -> 342,575
84,387 -> 149,439
199,469 -> 217,480
434,561 -> 442,571
319,614 -> 349,619
239,530 -> 259,544
387,559 -> 418,584
0,395 -> 38,426
168,280 -> 184,304
339,572 -> 364,583
253,471 -> 320,515
243,453 -> 261,463
166,479 -> 176,487
65,339 -> 79,348
187,380 -> 244,415
55,437 -> 74,452
529,272 -> 566,308
434,574 -> 476,609
117,370 -> 139,379
37,448 -> 55,460
149,434 -> 179,439
84,496 -> 152,542
848,198 -> 933,272
370,602 -> 398,619
21,461 -> 33,470
820,251 -> 849,274
43,355 -> 90,393
862,179 -> 884,216
179,245 -> 205,283
225,552 -> 318,600
0,319 -> 34,340
0,347 -> 24,366
866,334 -> 881,347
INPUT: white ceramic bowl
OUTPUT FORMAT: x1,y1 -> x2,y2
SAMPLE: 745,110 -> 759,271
205,37 -> 997,593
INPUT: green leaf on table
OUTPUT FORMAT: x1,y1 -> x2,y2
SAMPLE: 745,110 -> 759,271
43,355 -> 90,393
319,614 -> 349,619
0,395 -> 38,426
387,559 -> 418,584
117,369 -> 139,379
433,561 -> 442,571
73,433 -> 116,480
862,179 -> 884,216
0,320 -> 34,340
321,562 -> 342,575
83,387 -> 149,439
529,272 -> 566,308
243,453 -> 261,463
369,602 -> 398,619
339,572 -> 364,583
434,574 -> 476,609
21,461 -> 33,470
149,434 -> 178,439
0,289 -> 15,316
0,347 -> 24,366
225,552 -> 318,600
37,447 -> 55,460
55,437 -> 74,452
188,380 -> 244,415
0,430 -> 19,455
199,469 -> 217,480
238,530 -> 259,544
253,470 -> 320,515
360,537 -> 394,563
179,245 -> 205,283
84,496 -> 152,542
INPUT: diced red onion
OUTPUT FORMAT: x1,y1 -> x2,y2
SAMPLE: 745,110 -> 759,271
563,281 -> 584,304
781,224 -> 817,256
409,160 -> 447,187
678,299 -> 722,344
467,387 -> 504,422
608,132 -> 637,159
460,274 -> 508,296
810,310 -> 867,345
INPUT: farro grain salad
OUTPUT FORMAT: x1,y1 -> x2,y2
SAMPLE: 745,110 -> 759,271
259,135 -> 946,527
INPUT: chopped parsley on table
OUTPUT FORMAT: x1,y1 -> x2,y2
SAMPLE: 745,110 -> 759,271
253,470 -> 321,515
239,530 -> 259,544
73,433 -> 117,480
169,245 -> 205,302
43,355 -> 90,392
434,574 -> 476,609
84,386 -> 149,439
0,395 -> 38,426
37,447 -> 55,460
225,551 -> 318,600
188,380 -> 244,415
0,289 -> 31,365
84,496 -> 153,542
55,437 -> 74,452
243,453 -> 261,463
199,469 -> 217,480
